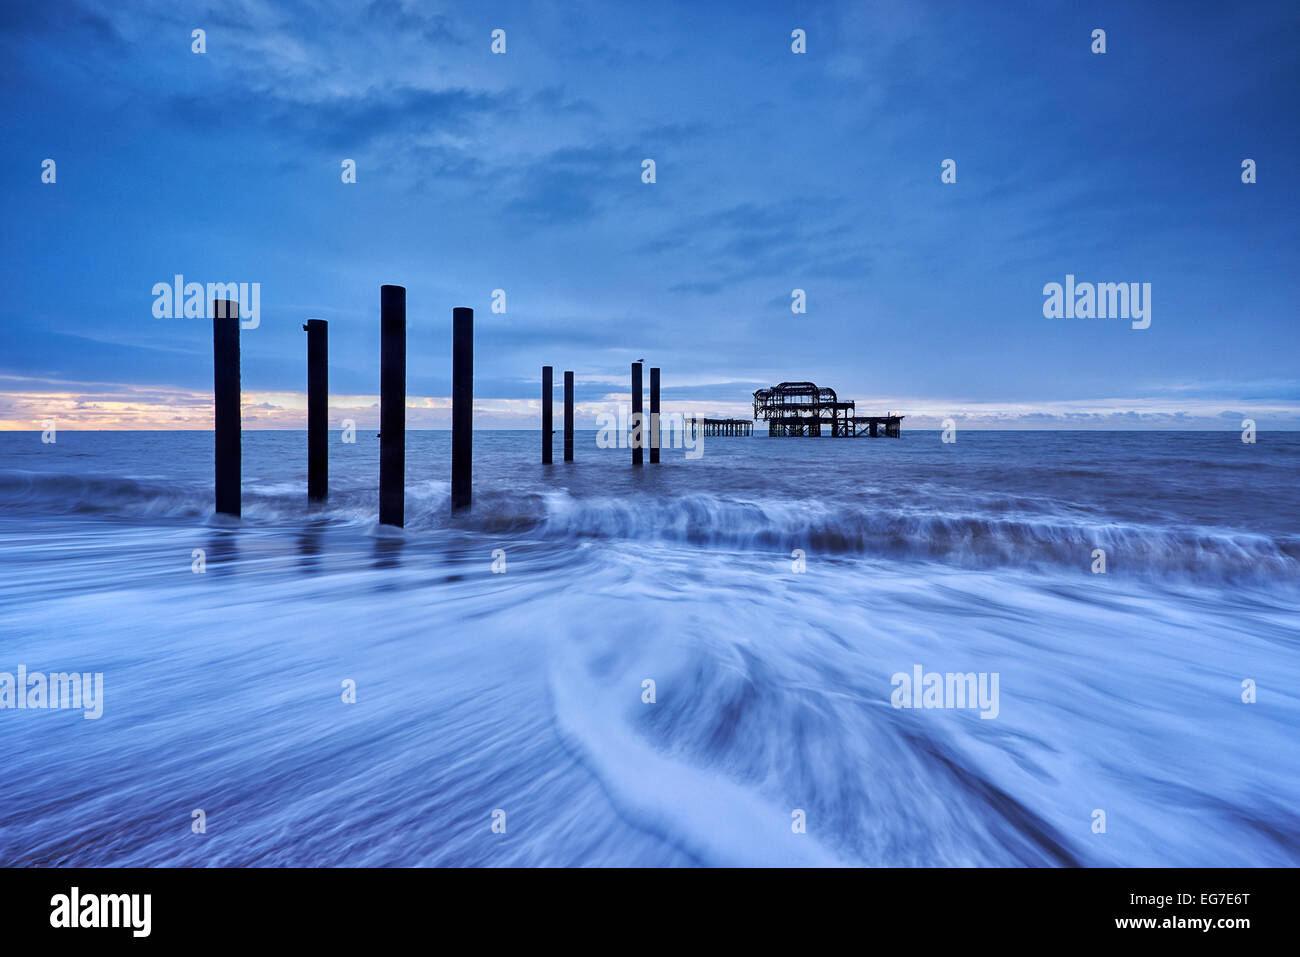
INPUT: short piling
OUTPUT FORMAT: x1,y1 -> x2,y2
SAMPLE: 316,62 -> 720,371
452,307 -> 474,510
649,367 -> 660,464
631,362 -> 643,466
213,300 -> 241,517
379,285 -> 405,527
542,365 -> 553,464
304,319 -> 328,502
563,371 -> 574,462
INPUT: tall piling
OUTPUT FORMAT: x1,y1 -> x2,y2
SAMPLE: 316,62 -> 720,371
213,301 -> 241,517
542,365 -> 553,464
379,285 -> 405,527
451,307 -> 474,510
631,362 -> 643,466
304,319 -> 328,502
563,371 -> 574,462
649,367 -> 660,464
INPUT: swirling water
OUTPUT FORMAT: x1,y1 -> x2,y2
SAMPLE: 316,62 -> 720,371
1,429 -> 1297,866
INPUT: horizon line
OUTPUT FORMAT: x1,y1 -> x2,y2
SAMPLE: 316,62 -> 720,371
5,427 -> 1297,434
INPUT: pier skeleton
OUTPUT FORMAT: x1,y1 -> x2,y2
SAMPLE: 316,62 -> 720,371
752,381 -> 902,437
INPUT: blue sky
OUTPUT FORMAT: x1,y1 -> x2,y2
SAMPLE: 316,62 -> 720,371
2,0 -> 1297,428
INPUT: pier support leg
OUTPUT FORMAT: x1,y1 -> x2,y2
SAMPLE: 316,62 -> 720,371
379,285 -> 405,527
649,367 -> 660,464
305,319 -> 328,502
452,307 -> 474,510
631,362 -> 643,466
213,300 -> 241,517
542,365 -> 553,464
564,371 -> 574,461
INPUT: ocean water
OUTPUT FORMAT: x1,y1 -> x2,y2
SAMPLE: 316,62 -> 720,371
1,429 -> 1297,867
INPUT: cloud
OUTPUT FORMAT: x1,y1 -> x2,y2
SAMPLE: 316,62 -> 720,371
0,0 -> 122,44
636,199 -> 872,292
164,84 -> 511,156
364,0 -> 462,45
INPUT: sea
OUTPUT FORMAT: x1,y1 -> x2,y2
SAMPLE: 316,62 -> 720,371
1,429 -> 1297,866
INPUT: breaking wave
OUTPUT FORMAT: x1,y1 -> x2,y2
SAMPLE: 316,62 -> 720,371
3,469 -> 1296,583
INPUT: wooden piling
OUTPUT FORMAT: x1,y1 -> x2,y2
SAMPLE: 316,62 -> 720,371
631,362 -> 643,466
542,365 -> 553,464
304,319 -> 328,502
379,285 -> 405,527
563,371 -> 574,461
451,307 -> 473,510
213,300 -> 241,517
649,367 -> 660,464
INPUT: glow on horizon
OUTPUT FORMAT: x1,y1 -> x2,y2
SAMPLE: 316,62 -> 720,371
2,384 -> 1295,431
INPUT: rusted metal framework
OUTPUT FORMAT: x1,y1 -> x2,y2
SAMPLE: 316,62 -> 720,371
752,381 -> 903,437
699,418 -> 752,437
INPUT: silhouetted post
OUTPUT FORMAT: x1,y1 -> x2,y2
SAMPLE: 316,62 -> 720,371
304,319 -> 328,502
379,285 -> 405,527
563,371 -> 574,461
452,307 -> 473,510
649,367 -> 660,464
631,362 -> 643,466
213,300 -> 241,517
542,365 -> 553,464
